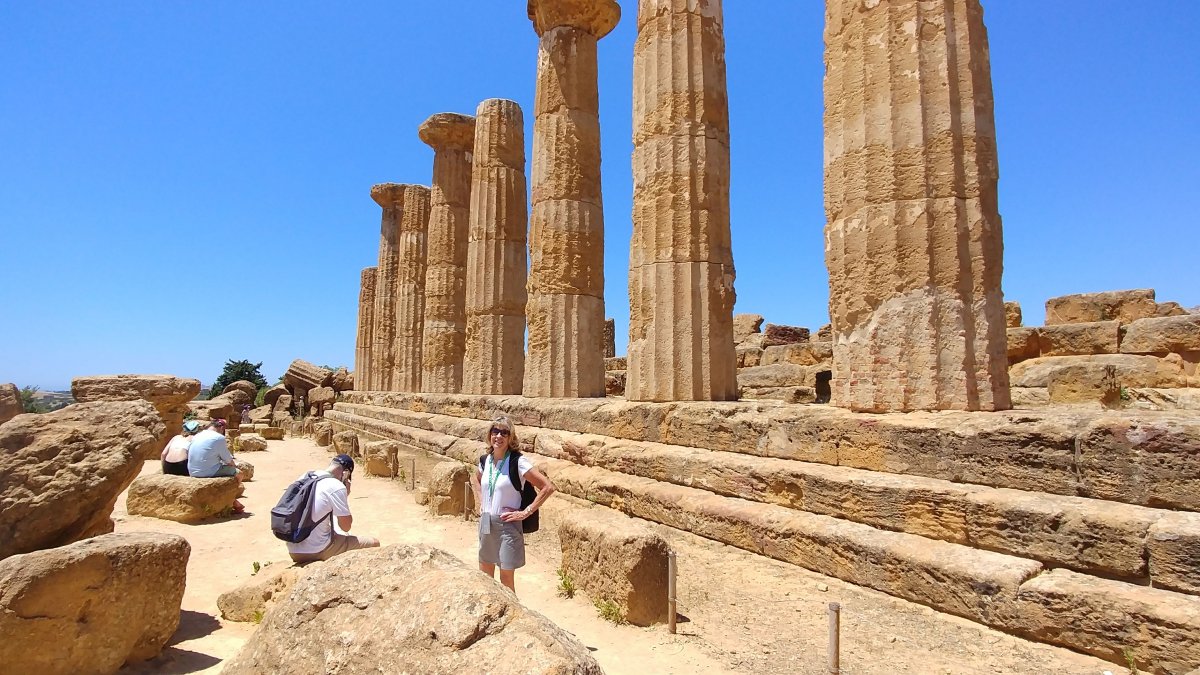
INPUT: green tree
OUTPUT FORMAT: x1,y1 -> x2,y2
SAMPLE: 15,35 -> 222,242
20,386 -> 49,414
208,360 -> 268,399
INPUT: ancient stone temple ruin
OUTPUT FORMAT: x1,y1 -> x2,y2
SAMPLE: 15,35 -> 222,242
336,2 -> 1200,671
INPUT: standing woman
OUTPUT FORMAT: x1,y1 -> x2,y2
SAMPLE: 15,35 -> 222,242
470,415 -> 555,594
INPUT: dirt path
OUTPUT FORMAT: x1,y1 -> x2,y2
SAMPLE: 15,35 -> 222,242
115,437 -> 1125,675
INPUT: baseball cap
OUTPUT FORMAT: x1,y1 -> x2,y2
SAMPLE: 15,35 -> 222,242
333,454 -> 355,472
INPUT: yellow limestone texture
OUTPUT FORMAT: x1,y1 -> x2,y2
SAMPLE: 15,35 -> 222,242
355,267 -> 377,391
463,99 -> 528,395
627,0 -> 738,402
370,183 -> 405,393
823,0 -> 1010,412
524,0 -> 619,399
394,184 -> 431,393
419,113 -> 476,394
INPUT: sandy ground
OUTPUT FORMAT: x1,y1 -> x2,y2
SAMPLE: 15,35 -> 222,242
115,437 -> 1128,675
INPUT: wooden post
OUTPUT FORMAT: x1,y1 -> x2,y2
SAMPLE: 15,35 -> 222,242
827,602 -> 841,674
463,482 -> 471,521
667,550 -> 677,634
410,458 -> 416,491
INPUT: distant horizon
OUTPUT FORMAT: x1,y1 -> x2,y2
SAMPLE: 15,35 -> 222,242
3,3 -> 1197,392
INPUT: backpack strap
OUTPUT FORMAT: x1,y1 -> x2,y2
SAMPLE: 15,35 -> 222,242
507,450 -> 523,491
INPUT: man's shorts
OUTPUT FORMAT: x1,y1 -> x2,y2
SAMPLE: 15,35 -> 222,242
478,514 -> 525,570
211,464 -> 238,478
289,532 -> 379,564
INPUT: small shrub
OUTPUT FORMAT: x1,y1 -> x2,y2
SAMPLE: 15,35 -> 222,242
1119,386 -> 1132,402
1123,647 -> 1139,674
252,561 -> 261,575
594,598 -> 625,625
252,609 -> 264,625
556,568 -> 576,599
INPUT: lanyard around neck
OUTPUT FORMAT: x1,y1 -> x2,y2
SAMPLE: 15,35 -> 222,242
485,452 -> 510,510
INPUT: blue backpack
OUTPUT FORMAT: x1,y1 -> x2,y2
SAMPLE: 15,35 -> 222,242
270,472 -> 336,543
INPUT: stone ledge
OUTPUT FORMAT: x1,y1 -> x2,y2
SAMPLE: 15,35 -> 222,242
126,475 -> 240,523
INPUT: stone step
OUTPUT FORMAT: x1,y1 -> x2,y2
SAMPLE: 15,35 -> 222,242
339,391 -> 1200,512
334,402 -> 1199,594
326,406 -> 1200,671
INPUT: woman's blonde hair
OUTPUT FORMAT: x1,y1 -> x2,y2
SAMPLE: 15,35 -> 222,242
486,415 -> 520,450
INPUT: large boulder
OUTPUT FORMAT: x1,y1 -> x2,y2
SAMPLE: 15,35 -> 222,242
0,401 -> 162,561
222,380 -> 259,403
559,515 -> 670,627
0,532 -> 189,674
283,359 -> 333,392
0,382 -> 21,425
218,562 -> 302,622
330,368 -> 354,392
733,313 -> 764,344
1044,289 -> 1157,325
126,475 -> 241,523
308,386 -> 336,416
222,545 -> 602,675
1121,314 -> 1200,355
71,374 -> 200,457
247,403 -> 272,422
188,395 -> 235,423
1007,327 -> 1041,365
262,384 -> 289,408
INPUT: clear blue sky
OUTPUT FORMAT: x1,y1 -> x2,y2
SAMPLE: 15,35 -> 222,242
2,2 -> 1196,392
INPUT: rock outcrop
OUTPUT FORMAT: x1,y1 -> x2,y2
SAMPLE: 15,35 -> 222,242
0,382 -> 21,425
71,374 -> 200,457
218,563 -> 302,622
126,475 -> 241,523
0,400 -> 162,560
222,544 -> 602,675
0,532 -> 189,674
560,514 -> 669,626
222,380 -> 259,402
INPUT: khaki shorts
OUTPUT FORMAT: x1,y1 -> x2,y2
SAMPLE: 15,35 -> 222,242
289,532 -> 378,563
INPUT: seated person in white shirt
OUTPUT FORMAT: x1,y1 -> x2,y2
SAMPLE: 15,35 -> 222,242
287,454 -> 380,563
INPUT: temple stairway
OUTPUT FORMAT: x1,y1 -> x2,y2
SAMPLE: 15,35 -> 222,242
328,392 -> 1200,673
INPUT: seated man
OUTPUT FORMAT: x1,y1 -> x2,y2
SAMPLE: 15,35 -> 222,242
187,418 -> 244,512
287,454 -> 380,563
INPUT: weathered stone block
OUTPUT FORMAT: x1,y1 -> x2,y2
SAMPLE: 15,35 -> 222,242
314,421 -> 333,447
239,434 -> 268,452
1006,327 -> 1041,365
0,383 -> 22,425
1005,301 -> 1023,328
1156,301 -> 1190,318
605,370 -> 626,397
217,563 -> 301,623
1148,511 -> 1200,595
604,356 -> 627,371
1044,289 -> 1157,325
364,441 -> 398,477
427,461 -> 472,516
559,515 -> 669,626
263,384 -> 289,408
1076,416 -> 1200,510
1037,321 -> 1120,357
126,475 -> 241,523
733,313 -> 764,344
1121,314 -> 1200,355
283,359 -> 333,392
234,459 -> 254,482
0,532 -> 189,673
737,364 -> 820,389
260,426 -> 285,440
1047,364 -> 1122,407
333,430 -> 360,458
735,345 -> 762,368
762,341 -> 833,367
1010,354 -> 1185,389
762,324 -> 809,346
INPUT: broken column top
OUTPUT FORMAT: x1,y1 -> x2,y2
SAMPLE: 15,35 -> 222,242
370,183 -> 408,207
418,113 -> 476,151
528,0 -> 620,37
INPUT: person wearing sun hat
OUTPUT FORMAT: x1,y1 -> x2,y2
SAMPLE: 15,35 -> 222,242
286,453 -> 381,563
160,419 -> 202,476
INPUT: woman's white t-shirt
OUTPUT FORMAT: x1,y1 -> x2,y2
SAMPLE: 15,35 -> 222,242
480,453 -> 533,516
162,434 -> 191,463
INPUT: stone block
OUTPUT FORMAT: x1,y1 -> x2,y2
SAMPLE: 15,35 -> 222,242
762,341 -> 833,367
126,475 -> 241,523
1014,569 -> 1200,672
1037,321 -> 1120,357
1076,416 -> 1200,510
72,374 -> 201,457
0,532 -> 189,673
604,356 -> 627,371
1005,301 -> 1023,328
217,563 -> 301,622
260,427 -> 285,440
739,386 -> 816,404
282,359 -> 333,392
333,430 -> 360,458
1047,364 -> 1122,407
1156,301 -> 1190,318
605,370 -> 625,397
733,313 -> 764,344
234,459 -> 254,482
737,364 -> 820,388
239,435 -> 267,452
1121,315 -> 1200,355
1148,511 -> 1200,595
314,421 -> 334,447
735,345 -> 762,368
1045,289 -> 1157,325
263,384 -> 289,408
1006,327 -> 1041,365
762,324 -> 809,346
329,367 -> 354,392
427,461 -> 472,516
1010,354 -> 1185,389
364,441 -> 398,477
0,383 -> 22,425
559,515 -> 669,626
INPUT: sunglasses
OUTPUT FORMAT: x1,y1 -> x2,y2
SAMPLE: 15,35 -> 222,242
490,428 -> 511,437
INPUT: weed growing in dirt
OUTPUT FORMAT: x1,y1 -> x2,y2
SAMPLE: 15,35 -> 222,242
252,561 -> 261,575
252,610 -> 264,625
1123,647 -> 1139,674
594,598 -> 625,624
556,568 -> 576,599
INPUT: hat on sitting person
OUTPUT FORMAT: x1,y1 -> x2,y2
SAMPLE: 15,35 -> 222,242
183,420 -> 201,433
212,418 -> 227,428
333,454 -> 355,472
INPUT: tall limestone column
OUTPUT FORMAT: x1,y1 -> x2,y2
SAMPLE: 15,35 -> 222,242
419,113 -> 476,393
823,0 -> 1010,412
394,184 -> 431,393
355,267 -> 377,391
627,0 -> 738,402
524,0 -> 620,398
463,99 -> 528,395
370,184 -> 404,392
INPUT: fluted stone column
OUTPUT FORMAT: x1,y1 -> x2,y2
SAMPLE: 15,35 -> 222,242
523,0 -> 619,398
627,0 -> 737,402
370,184 -> 404,393
823,0 -> 1010,412
419,113 -> 476,393
463,99 -> 528,395
394,184 -> 431,392
355,267 -> 377,391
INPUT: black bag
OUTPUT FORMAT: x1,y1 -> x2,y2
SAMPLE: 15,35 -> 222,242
270,471 -> 335,543
479,451 -> 540,534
